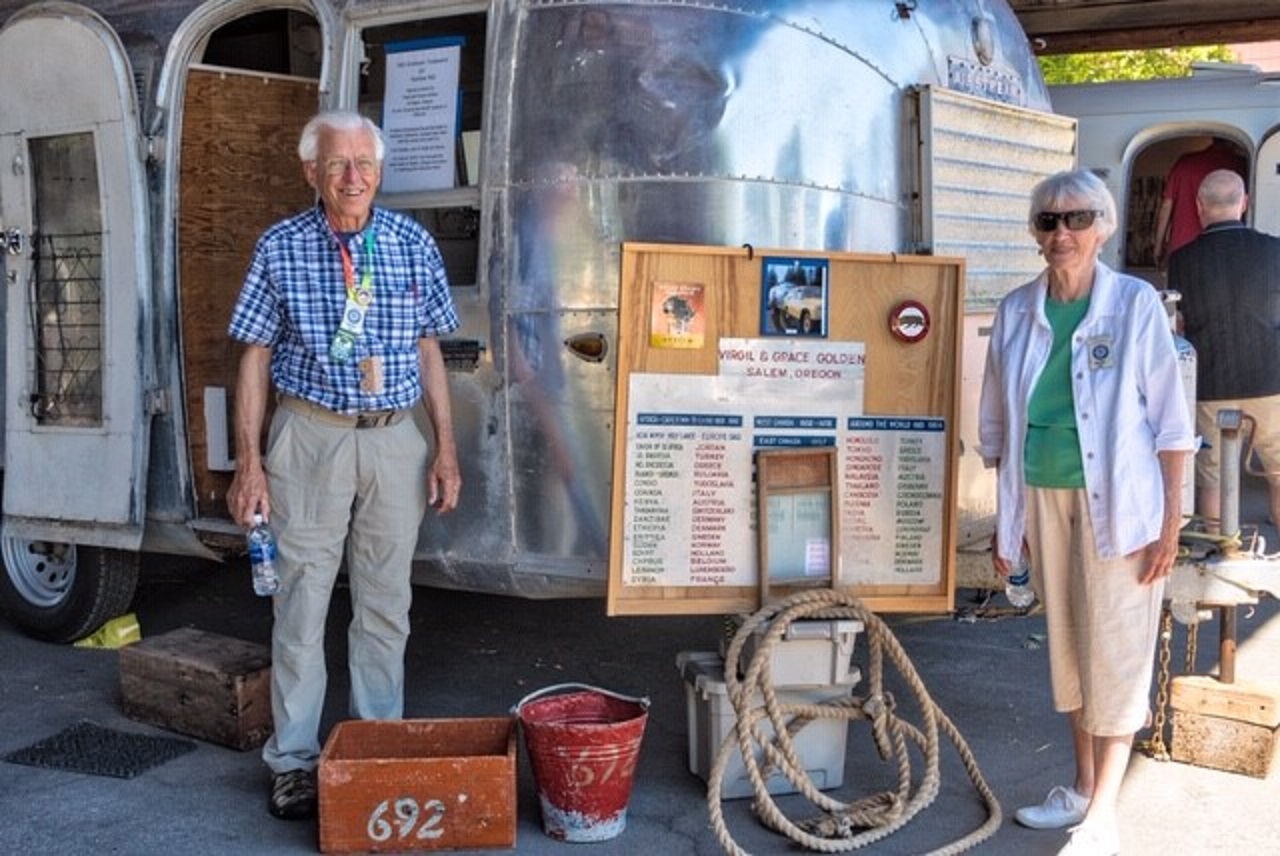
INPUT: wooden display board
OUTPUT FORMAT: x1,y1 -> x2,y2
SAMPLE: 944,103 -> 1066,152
607,243 -> 964,616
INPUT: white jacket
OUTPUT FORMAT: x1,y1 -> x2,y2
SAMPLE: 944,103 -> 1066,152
977,262 -> 1196,561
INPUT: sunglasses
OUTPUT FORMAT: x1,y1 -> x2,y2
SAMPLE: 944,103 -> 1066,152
1033,210 -> 1103,232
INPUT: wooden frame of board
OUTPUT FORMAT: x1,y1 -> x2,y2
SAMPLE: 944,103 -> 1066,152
607,242 -> 964,616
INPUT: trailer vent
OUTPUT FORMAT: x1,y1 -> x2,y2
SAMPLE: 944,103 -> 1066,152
439,338 -> 485,372
916,86 -> 1077,310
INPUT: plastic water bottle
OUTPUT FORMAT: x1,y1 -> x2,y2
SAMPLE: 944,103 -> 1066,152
1005,552 -> 1035,609
247,513 -> 281,596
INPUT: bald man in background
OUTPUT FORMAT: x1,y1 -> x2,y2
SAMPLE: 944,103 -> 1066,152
1169,169 -> 1280,529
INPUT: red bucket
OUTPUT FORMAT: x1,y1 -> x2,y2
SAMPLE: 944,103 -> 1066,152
514,683 -> 650,842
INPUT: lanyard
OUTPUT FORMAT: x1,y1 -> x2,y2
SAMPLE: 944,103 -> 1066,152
337,229 -> 376,304
330,229 -> 375,364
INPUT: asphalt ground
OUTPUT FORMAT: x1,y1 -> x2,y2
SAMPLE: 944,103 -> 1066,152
1,483 -> 1278,855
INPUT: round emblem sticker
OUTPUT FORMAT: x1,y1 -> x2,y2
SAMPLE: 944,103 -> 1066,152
889,300 -> 930,343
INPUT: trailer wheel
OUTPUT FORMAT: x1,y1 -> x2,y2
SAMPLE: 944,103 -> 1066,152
0,539 -> 139,643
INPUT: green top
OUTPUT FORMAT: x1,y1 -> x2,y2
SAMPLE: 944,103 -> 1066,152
1025,293 -> 1090,488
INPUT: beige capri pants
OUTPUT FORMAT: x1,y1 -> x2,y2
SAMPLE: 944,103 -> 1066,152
1024,487 -> 1165,737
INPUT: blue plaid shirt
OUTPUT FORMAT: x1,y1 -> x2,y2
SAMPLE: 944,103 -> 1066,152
228,205 -> 459,413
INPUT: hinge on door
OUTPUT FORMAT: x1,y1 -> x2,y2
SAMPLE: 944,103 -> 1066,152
145,388 -> 169,415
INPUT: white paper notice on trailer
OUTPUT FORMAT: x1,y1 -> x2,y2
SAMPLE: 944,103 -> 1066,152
381,38 -> 461,193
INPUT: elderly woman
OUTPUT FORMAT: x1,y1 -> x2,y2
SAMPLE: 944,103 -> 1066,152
978,169 -> 1195,856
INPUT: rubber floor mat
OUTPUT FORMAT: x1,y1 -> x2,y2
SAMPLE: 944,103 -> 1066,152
3,720 -> 197,779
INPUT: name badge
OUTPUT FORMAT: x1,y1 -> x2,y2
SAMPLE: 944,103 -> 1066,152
1086,335 -> 1114,370
329,296 -> 368,364
339,298 -> 366,334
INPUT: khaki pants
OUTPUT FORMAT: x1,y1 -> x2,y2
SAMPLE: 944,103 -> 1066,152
1195,394 -> 1280,490
261,403 -> 430,773
1025,487 -> 1164,737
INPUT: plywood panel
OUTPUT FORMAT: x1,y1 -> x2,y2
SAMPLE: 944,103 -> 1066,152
608,243 -> 964,616
179,67 -> 318,518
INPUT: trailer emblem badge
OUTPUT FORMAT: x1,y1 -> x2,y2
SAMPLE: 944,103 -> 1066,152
889,301 -> 930,343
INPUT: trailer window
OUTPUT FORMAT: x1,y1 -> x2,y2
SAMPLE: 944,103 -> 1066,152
27,133 -> 103,426
357,11 -> 486,289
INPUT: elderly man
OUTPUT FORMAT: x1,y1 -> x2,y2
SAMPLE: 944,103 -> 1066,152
1169,168 -> 1280,530
227,110 -> 461,819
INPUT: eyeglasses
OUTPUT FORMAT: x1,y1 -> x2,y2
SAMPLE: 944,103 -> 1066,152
320,157 -> 379,177
1033,210 -> 1103,232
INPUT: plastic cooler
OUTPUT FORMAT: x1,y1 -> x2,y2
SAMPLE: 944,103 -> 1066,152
677,650 -> 851,799
721,617 -> 863,687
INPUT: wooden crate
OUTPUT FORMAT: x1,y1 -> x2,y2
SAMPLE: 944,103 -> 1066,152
118,626 -> 272,750
1171,676 -> 1280,778
319,717 -> 517,853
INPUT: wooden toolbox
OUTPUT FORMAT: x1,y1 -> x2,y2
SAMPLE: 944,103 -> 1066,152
319,717 -> 517,853
118,626 -> 272,750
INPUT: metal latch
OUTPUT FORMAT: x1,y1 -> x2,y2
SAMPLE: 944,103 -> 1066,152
4,228 -> 22,255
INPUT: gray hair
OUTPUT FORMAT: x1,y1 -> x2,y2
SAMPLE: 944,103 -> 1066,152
1028,169 -> 1118,242
1197,169 -> 1245,209
297,111 -> 386,163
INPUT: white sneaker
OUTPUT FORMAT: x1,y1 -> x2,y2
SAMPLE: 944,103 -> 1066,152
1056,821 -> 1120,856
1014,785 -> 1089,829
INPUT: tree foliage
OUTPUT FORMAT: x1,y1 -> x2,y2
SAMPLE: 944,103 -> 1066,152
1039,46 -> 1238,85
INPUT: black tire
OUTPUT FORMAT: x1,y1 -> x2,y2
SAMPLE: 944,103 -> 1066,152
800,310 -> 815,334
0,540 -> 139,643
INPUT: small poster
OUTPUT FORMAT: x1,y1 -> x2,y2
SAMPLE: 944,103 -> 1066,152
761,256 -> 829,337
650,282 -> 706,349
381,38 -> 463,193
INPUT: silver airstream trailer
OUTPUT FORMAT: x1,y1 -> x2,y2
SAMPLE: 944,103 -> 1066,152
0,0 -> 1074,641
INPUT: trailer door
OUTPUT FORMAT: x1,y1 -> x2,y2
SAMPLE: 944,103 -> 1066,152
1253,129 -> 1280,237
0,7 -> 151,550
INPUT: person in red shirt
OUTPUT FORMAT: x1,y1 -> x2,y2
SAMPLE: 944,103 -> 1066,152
1152,137 -> 1247,267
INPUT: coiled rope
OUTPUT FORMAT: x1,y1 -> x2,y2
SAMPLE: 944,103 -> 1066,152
706,589 -> 1002,855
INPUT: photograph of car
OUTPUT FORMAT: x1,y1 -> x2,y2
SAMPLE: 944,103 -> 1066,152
780,284 -> 826,335
760,256 -> 829,336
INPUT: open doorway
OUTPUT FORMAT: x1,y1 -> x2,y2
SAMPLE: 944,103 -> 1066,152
1122,134 -> 1250,283
177,10 -> 322,520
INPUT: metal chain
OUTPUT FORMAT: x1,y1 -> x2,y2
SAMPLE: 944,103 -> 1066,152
1185,619 -> 1199,674
1138,606 -> 1174,761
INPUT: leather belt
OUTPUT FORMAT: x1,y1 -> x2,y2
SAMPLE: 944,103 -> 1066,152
277,394 -> 407,429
